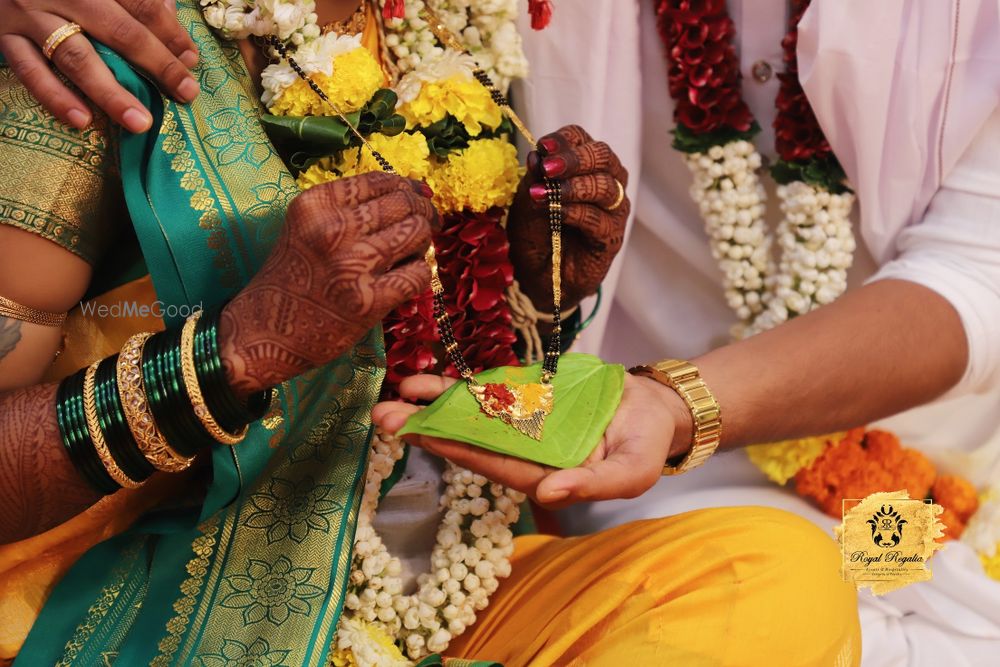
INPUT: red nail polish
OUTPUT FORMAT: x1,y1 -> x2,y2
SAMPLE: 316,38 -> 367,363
542,156 -> 567,177
539,137 -> 558,154
529,183 -> 548,201
417,181 -> 434,198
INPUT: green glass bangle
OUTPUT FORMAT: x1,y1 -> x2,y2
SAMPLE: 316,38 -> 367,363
141,328 -> 213,457
194,310 -> 272,431
57,369 -> 118,494
95,355 -> 155,482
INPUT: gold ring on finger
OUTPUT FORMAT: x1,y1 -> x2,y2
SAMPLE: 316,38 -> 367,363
43,22 -> 83,60
607,179 -> 625,211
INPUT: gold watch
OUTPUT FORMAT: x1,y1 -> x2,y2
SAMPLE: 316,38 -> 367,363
629,359 -> 722,475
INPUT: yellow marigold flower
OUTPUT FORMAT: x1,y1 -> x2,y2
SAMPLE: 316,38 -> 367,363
745,433 -> 844,486
981,546 -> 1000,582
427,138 -> 521,213
269,47 -> 384,117
339,132 -> 431,181
296,157 -> 339,191
296,132 -> 431,191
398,76 -> 504,135
331,620 -> 407,666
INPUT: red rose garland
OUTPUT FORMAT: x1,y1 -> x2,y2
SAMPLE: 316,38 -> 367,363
383,208 -> 519,397
655,0 -> 757,148
773,0 -> 830,162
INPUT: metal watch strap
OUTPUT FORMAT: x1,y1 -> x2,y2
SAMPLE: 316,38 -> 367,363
629,359 -> 722,475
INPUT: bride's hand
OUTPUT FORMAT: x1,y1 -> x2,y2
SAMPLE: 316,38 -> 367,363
372,372 -> 688,508
507,125 -> 630,311
219,172 -> 438,397
0,0 -> 199,132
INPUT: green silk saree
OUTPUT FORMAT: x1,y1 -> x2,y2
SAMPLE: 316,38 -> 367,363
16,3 -> 383,664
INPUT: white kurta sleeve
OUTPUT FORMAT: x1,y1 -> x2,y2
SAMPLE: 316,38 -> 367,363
869,106 -> 1000,395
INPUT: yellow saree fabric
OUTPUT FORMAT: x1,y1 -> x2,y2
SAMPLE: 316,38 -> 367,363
451,507 -> 861,666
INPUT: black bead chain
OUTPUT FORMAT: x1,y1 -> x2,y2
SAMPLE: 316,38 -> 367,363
542,176 -> 562,379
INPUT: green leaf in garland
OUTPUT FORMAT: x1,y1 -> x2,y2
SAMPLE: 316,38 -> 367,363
671,121 -> 761,154
261,112 -> 360,152
771,155 -> 852,194
398,353 -> 625,469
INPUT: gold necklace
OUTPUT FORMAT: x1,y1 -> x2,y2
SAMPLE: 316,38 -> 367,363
321,1 -> 368,36
268,15 -> 563,440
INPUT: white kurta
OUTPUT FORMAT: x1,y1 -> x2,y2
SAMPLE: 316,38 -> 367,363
514,1 -> 1000,664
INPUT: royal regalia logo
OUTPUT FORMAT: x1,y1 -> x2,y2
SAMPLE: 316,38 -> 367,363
837,491 -> 945,595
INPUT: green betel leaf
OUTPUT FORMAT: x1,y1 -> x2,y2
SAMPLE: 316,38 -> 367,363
398,354 -> 625,469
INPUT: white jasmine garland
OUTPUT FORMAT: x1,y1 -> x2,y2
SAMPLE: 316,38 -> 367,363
200,0 -> 320,44
683,139 -> 857,339
748,181 -> 855,335
379,0 -> 527,93
683,140 -> 772,339
339,430 -> 524,662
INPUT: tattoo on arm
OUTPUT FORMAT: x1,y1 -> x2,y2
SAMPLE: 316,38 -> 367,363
0,384 -> 100,544
0,317 -> 22,362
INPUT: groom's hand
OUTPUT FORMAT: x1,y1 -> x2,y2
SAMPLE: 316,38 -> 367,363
0,0 -> 200,132
372,372 -> 689,508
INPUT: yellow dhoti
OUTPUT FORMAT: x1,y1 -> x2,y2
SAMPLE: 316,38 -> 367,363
451,507 -> 860,666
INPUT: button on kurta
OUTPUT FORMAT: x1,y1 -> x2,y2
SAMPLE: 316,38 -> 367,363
751,60 -> 773,83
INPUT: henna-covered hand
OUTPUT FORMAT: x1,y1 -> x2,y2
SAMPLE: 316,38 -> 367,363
220,172 -> 438,396
507,125 -> 630,310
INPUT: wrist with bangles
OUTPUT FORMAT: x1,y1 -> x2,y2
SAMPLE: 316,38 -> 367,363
629,359 -> 722,475
55,308 -> 273,494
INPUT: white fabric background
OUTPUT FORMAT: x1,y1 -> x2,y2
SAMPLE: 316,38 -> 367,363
513,1 -> 1000,664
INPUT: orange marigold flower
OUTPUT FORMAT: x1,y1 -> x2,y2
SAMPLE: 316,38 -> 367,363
795,428 -> 936,519
937,507 -> 967,541
931,474 -> 980,523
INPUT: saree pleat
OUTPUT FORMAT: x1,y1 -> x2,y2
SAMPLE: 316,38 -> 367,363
14,2 -> 383,664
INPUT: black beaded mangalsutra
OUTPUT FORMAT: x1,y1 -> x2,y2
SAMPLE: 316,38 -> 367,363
269,22 -> 563,439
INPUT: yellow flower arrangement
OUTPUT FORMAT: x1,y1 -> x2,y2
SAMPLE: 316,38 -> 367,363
745,433 -> 844,485
330,620 -> 407,666
980,548 -> 1000,581
296,131 -> 432,190
398,76 -> 504,135
427,137 -> 521,214
269,47 -> 385,117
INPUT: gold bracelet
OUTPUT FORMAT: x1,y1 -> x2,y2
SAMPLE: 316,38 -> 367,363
180,311 -> 247,446
629,359 -> 722,475
83,362 -> 141,489
117,333 -> 194,473
0,295 -> 66,327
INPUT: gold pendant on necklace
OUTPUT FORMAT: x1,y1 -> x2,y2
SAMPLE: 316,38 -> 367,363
470,381 -> 554,441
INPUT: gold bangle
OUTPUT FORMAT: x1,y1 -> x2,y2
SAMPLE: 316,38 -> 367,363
180,311 -> 247,446
83,362 -> 141,489
0,295 -> 66,327
117,333 -> 194,473
629,359 -> 722,475
42,22 -> 83,60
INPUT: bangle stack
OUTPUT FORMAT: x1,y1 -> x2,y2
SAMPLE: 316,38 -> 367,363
55,309 -> 273,494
